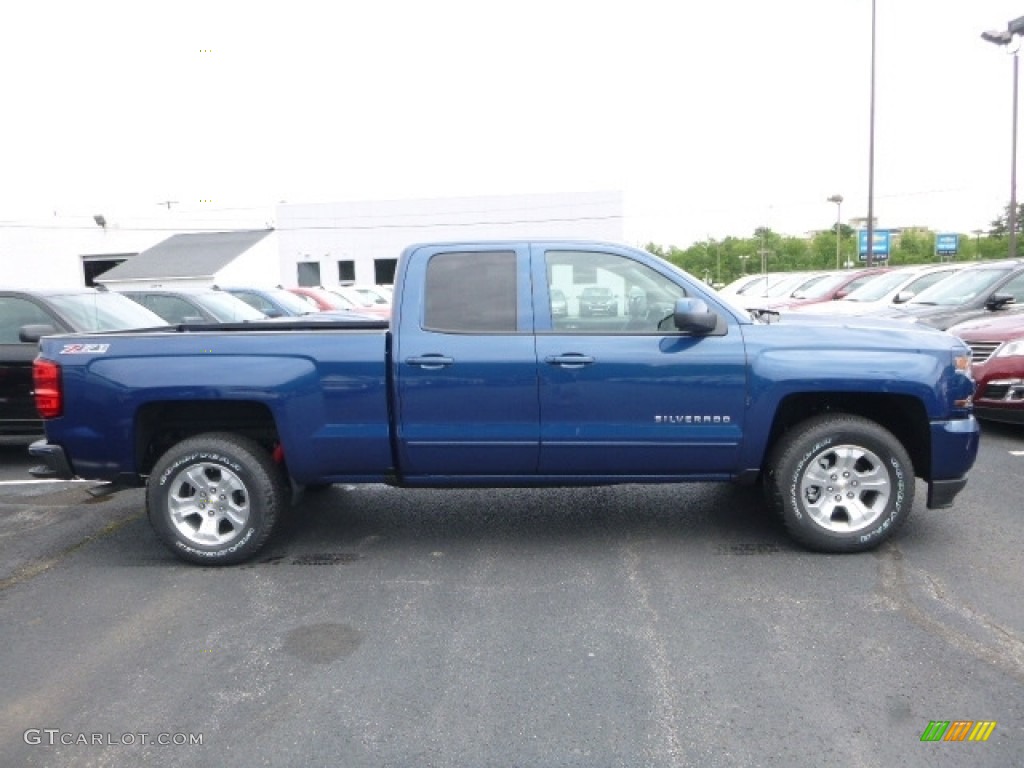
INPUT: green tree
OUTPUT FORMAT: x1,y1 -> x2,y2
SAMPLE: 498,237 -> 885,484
989,202 -> 1024,238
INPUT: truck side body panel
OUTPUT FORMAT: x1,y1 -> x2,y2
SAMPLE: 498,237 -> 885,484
44,330 -> 391,483
32,240 -> 979,502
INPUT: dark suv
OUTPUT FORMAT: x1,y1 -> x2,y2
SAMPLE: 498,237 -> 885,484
0,289 -> 165,435
578,285 -> 618,317
876,259 -> 1024,329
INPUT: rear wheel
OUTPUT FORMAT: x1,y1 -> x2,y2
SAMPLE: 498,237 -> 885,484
764,414 -> 914,552
147,433 -> 287,565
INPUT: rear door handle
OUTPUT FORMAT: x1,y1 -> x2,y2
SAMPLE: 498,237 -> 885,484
544,354 -> 596,368
405,354 -> 455,369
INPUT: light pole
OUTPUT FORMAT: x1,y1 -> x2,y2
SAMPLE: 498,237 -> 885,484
827,194 -> 843,269
865,0 -> 877,268
982,16 -> 1024,258
973,228 -> 984,260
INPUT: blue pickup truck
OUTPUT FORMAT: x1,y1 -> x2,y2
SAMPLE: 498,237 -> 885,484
29,241 -> 980,564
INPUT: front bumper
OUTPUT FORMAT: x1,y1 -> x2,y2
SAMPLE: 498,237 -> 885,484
28,439 -> 75,480
925,416 -> 980,509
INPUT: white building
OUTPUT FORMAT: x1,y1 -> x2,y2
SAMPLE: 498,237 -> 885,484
1,191 -> 624,289
277,190 -> 624,286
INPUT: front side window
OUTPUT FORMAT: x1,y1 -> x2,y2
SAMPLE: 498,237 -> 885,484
545,250 -> 686,333
424,251 -> 517,333
0,297 -> 56,343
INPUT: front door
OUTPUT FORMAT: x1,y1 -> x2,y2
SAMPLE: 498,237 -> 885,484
533,246 -> 747,476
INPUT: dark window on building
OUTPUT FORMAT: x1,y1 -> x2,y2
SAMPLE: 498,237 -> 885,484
82,255 -> 131,287
297,262 -> 321,287
374,258 -> 397,285
424,251 -> 517,332
338,260 -> 356,283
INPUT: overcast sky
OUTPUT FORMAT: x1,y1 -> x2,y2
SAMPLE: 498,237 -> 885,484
3,0 -> 1024,248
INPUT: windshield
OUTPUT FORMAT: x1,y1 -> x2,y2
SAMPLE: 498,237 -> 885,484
49,292 -> 168,331
194,293 -> 268,321
796,271 -> 866,299
264,289 -> 318,314
782,273 -> 830,297
841,270 -> 908,302
906,267 -> 1012,307
325,288 -> 368,308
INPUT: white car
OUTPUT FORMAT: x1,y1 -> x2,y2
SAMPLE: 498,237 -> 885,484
788,264 -> 962,316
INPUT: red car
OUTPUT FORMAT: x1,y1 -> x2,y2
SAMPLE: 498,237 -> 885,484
765,267 -> 892,311
286,286 -> 357,312
949,311 -> 1024,424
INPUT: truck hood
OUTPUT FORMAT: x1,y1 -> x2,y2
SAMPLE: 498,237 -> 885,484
770,310 -> 952,336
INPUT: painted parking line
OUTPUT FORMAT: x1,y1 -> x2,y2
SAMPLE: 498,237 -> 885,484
0,479 -> 93,487
1011,451 -> 1024,457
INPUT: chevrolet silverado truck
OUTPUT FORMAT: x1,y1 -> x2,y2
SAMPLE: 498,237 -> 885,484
28,241 -> 980,564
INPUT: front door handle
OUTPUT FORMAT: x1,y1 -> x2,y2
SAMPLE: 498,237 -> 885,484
544,354 -> 596,368
406,354 -> 455,369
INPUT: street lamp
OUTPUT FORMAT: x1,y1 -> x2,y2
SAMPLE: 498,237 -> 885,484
973,228 -> 984,260
865,0 -> 877,268
982,15 -> 1024,258
827,195 -> 843,269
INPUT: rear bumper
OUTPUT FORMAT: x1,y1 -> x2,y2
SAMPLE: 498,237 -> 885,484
925,416 -> 980,509
28,439 -> 75,480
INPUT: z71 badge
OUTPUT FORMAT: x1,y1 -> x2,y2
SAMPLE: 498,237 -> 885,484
60,343 -> 110,355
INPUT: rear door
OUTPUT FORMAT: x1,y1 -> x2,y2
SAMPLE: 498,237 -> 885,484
394,245 -> 540,477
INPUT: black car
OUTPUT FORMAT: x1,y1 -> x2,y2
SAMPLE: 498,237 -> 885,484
875,259 -> 1024,329
0,289 -> 166,435
578,285 -> 618,317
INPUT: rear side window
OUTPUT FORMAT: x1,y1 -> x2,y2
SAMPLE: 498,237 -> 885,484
424,251 -> 517,332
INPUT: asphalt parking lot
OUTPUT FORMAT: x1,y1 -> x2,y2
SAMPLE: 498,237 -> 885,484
0,425 -> 1022,767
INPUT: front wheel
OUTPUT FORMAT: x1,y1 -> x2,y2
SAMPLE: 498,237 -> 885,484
147,433 -> 287,565
764,414 -> 914,553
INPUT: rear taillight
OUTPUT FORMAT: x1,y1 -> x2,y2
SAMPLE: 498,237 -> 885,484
33,359 -> 62,419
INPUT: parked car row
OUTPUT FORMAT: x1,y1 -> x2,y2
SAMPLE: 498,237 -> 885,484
0,284 -> 392,434
0,289 -> 168,435
950,312 -> 1024,425
729,259 -> 1024,424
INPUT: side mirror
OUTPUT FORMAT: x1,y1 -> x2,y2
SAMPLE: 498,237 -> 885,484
673,298 -> 718,334
893,290 -> 914,304
986,293 -> 1016,311
19,324 -> 57,343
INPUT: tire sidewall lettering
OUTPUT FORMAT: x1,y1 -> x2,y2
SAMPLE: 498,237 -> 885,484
858,456 -> 907,544
158,452 -> 245,487
173,525 -> 257,558
787,436 -> 836,523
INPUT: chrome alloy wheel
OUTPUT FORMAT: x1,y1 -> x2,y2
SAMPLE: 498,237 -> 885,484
167,462 -> 251,547
799,444 -> 892,533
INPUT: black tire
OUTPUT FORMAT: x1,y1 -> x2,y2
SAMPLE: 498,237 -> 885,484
147,432 -> 287,565
764,414 -> 914,553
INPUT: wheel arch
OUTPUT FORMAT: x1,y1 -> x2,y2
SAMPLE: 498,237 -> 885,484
763,392 -> 930,480
135,400 -> 281,477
